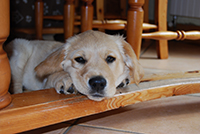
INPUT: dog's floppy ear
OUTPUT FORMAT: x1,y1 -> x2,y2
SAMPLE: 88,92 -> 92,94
122,40 -> 144,84
114,36 -> 144,84
34,46 -> 65,78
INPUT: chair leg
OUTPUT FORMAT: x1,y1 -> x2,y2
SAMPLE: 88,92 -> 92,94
96,0 -> 104,32
0,41 -> 11,109
64,0 -> 75,41
0,0 -> 11,109
155,0 -> 168,59
81,0 -> 94,32
143,0 -> 149,23
127,0 -> 145,59
35,0 -> 44,40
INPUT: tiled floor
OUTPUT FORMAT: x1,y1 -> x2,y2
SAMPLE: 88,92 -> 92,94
21,40 -> 200,134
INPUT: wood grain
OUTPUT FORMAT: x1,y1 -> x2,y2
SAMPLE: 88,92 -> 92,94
0,71 -> 200,133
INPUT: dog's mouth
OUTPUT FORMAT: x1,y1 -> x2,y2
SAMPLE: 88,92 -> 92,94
88,93 -> 105,101
64,84 -> 105,100
91,92 -> 104,98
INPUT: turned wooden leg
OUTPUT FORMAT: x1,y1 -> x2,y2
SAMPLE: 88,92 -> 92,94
96,0 -> 104,32
0,0 -> 11,109
64,0 -> 75,40
81,0 -> 94,32
155,0 -> 168,59
35,0 -> 44,40
127,0 -> 144,59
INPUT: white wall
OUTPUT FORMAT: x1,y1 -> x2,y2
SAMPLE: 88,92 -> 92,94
148,0 -> 200,26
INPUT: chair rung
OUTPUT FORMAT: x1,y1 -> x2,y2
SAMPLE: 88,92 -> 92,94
13,27 -> 64,34
43,15 -> 63,20
92,20 -> 157,30
143,23 -> 157,30
43,15 -> 81,20
142,31 -> 200,40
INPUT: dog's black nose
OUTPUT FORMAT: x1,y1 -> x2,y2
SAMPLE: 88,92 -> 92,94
89,76 -> 107,92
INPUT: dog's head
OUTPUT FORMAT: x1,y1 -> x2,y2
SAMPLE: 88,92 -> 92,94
35,30 -> 144,101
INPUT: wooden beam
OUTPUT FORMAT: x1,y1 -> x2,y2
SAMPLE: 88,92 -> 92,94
0,71 -> 200,133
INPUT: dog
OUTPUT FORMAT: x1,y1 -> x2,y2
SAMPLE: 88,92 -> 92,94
5,30 -> 144,101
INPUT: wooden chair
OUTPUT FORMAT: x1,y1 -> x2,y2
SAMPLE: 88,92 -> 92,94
35,0 -> 78,40
34,0 -> 128,40
13,0 -> 76,40
33,0 -> 167,59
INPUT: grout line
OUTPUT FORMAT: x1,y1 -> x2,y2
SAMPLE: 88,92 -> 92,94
63,119 -> 80,134
76,124 -> 145,134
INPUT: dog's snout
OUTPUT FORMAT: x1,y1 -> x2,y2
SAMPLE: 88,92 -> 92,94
89,76 -> 107,92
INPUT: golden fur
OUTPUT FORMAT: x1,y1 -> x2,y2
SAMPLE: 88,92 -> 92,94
5,30 -> 144,101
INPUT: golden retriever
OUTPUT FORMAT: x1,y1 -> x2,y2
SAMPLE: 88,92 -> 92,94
5,30 -> 144,101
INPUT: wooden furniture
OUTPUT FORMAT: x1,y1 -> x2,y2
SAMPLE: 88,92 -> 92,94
0,0 -> 12,109
34,0 -> 118,39
24,0 -> 168,59
35,0 -> 77,40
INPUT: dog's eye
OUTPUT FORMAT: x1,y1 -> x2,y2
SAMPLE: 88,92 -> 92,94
74,57 -> 87,64
106,56 -> 116,63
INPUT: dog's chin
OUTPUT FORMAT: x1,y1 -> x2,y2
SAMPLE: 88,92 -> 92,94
87,94 -> 105,101
87,92 -> 115,101
75,89 -> 105,101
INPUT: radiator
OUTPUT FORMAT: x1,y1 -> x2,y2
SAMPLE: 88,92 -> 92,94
170,0 -> 200,18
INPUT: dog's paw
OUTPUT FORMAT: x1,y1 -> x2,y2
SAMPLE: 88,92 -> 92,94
56,83 -> 76,94
116,78 -> 130,89
44,71 -> 77,95
115,78 -> 130,94
54,77 -> 77,95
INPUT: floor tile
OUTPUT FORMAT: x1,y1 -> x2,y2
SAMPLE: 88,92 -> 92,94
140,41 -> 200,71
77,96 -> 200,134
